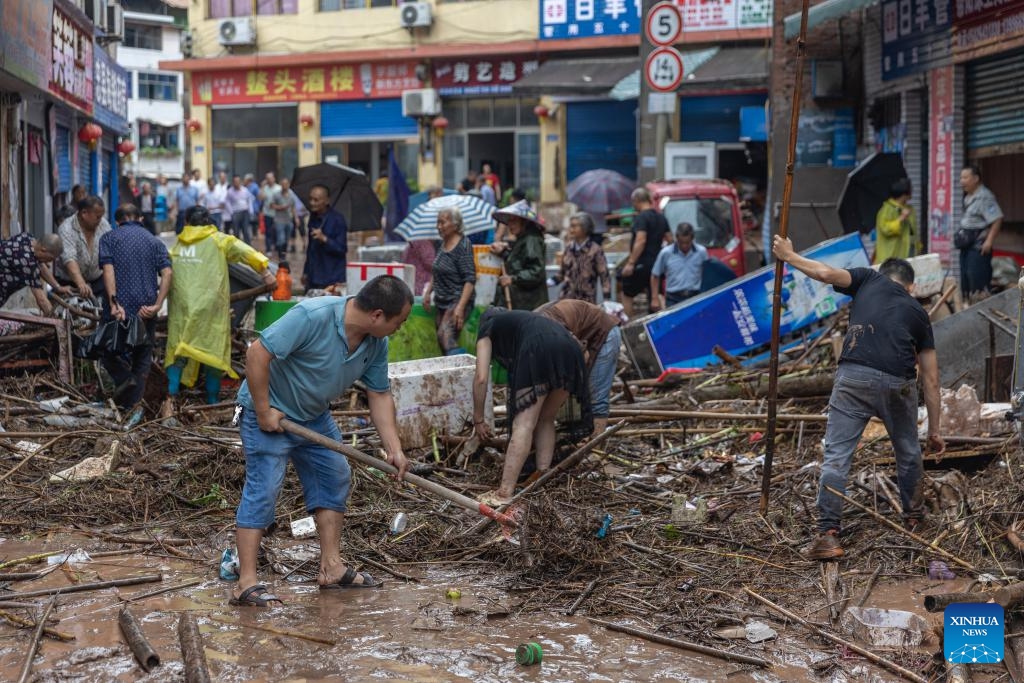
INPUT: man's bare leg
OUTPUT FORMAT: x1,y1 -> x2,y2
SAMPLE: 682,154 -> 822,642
314,507 -> 365,586
232,527 -> 264,599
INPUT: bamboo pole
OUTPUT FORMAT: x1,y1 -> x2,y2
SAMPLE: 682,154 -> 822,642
588,618 -> 768,667
608,408 -> 827,422
15,596 -> 57,683
743,588 -> 927,683
761,0 -> 813,517
119,608 -> 160,672
178,613 -> 212,683
8,574 -> 163,600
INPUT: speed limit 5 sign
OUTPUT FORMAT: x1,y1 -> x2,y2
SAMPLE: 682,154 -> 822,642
645,1 -> 683,46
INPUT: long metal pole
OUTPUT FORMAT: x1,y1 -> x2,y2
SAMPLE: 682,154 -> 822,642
758,0 -> 812,516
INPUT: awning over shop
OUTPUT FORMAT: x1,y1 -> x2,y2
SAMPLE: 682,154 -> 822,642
511,57 -> 639,97
784,0 -> 880,39
678,47 -> 769,91
609,48 -> 718,100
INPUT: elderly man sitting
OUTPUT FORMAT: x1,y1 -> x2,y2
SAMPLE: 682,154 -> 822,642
0,233 -> 64,314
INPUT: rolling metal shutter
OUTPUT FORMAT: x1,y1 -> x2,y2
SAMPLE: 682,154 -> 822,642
320,99 -> 417,140
566,100 -> 637,182
680,94 -> 768,143
78,144 -> 93,191
55,126 -> 72,193
966,50 -> 1024,152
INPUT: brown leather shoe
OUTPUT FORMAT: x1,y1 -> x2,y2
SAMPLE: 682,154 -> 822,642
804,530 -> 844,560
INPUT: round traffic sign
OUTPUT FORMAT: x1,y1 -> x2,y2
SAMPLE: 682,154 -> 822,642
645,1 -> 683,46
644,46 -> 684,92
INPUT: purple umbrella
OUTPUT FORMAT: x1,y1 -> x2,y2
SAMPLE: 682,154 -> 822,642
567,169 -> 636,215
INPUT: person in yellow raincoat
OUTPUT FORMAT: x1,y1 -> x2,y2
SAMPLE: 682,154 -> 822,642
163,206 -> 274,416
873,178 -> 919,264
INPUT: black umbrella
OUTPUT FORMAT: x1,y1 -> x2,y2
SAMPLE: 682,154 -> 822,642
291,162 -> 382,232
837,152 -> 908,234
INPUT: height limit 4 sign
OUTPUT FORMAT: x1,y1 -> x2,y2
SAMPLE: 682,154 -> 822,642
644,46 -> 684,92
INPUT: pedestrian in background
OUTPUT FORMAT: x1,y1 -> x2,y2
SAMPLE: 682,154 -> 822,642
618,188 -> 669,317
200,177 -> 227,231
422,207 -> 476,356
173,175 -> 199,234
303,184 -> 349,292
270,178 -> 297,260
226,175 -> 254,244
649,222 -> 707,312
490,201 -> 548,311
554,211 -> 609,304
957,165 -> 1003,299
873,178 -> 917,263
139,182 -> 156,234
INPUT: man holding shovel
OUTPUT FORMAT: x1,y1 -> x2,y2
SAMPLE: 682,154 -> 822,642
230,275 -> 413,606
772,236 -> 944,560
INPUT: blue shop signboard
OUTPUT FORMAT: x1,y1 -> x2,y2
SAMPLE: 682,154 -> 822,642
637,233 -> 869,372
881,0 -> 951,81
539,0 -> 641,40
92,42 -> 129,135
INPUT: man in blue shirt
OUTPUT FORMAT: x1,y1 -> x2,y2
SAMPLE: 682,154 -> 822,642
649,222 -> 709,311
230,275 -> 413,607
302,184 -> 349,291
173,176 -> 200,234
100,204 -> 173,414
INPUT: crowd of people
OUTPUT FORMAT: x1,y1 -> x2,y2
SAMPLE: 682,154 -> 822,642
0,160 -> 964,604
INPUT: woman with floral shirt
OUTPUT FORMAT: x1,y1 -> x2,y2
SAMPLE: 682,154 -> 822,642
555,212 -> 610,303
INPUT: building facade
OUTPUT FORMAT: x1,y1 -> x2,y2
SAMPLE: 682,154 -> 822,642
0,0 -> 130,238
120,0 -> 188,181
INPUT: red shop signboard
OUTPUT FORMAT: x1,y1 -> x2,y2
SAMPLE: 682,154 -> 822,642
928,65 -> 954,266
49,0 -> 93,115
432,56 -> 541,95
192,61 -> 421,106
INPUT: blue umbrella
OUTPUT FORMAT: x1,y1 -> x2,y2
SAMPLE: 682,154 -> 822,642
395,194 -> 496,241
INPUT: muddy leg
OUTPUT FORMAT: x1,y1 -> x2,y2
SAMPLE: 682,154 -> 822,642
498,399 -> 545,498
234,528 -> 264,598
533,389 -> 569,472
314,508 -> 365,586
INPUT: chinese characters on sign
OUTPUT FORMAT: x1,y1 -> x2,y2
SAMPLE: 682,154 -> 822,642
192,62 -> 421,105
880,0 -> 951,81
93,45 -> 129,134
953,0 -> 1024,56
432,57 -> 541,95
0,0 -> 53,91
539,0 -> 770,39
49,1 -> 93,114
929,65 -> 954,266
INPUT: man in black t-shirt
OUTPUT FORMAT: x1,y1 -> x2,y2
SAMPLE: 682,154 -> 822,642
772,236 -> 945,561
618,187 -> 669,317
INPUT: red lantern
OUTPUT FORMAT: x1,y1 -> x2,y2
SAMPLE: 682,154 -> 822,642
77,122 -> 102,149
117,140 -> 136,156
533,104 -> 550,119
187,118 -> 202,133
432,115 -> 449,131
299,113 -> 315,128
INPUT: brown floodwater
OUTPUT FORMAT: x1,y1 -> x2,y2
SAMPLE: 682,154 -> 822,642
0,535 -> 956,681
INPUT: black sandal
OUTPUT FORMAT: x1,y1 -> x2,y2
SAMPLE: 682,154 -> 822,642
229,584 -> 283,607
319,566 -> 383,590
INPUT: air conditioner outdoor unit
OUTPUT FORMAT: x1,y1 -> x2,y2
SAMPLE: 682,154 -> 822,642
106,1 -> 124,39
402,88 -> 441,117
218,17 -> 256,47
400,2 -> 432,28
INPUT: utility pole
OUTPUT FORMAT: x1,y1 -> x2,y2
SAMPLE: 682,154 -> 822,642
638,0 -> 683,184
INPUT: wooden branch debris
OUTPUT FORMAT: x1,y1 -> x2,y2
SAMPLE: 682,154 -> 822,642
178,613 -> 212,683
587,617 -> 768,667
119,608 -> 160,672
15,596 -> 56,683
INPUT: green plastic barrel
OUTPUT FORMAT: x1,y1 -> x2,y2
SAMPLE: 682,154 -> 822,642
255,300 -> 298,331
515,642 -> 543,666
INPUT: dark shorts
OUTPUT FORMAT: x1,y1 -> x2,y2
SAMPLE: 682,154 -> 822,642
618,261 -> 652,298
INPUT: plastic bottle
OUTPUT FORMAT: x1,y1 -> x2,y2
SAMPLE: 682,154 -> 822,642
390,512 -> 409,535
219,548 -> 239,581
273,262 -> 293,301
515,642 -> 543,666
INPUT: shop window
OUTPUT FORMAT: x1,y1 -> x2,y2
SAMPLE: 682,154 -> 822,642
137,73 -> 178,101
467,99 -> 491,128
138,121 -> 181,157
320,0 -> 342,8
519,99 -> 539,127
124,23 -> 162,50
323,0 -> 395,7
443,100 -> 466,129
210,0 -> 254,17
516,132 -> 540,197
493,98 -> 516,127
212,106 -> 298,141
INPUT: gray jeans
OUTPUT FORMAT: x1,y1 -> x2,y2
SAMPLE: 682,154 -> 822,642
818,363 -> 923,532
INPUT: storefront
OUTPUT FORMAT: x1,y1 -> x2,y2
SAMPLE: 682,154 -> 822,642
956,0 -> 1024,260
93,44 -> 131,216
433,56 -> 541,197
192,61 -> 423,182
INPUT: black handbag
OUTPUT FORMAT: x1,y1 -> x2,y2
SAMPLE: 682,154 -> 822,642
76,316 -> 151,360
953,228 -> 978,250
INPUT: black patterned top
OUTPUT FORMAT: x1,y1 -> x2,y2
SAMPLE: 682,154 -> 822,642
558,240 -> 610,303
0,233 -> 41,306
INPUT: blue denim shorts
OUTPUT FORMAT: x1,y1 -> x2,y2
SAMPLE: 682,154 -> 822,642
236,408 -> 352,529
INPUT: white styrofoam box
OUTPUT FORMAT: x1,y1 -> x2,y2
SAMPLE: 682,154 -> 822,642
873,252 -> 942,298
544,235 -> 564,266
346,262 -> 416,296
358,244 -> 407,263
388,354 -> 492,448
473,246 -> 503,307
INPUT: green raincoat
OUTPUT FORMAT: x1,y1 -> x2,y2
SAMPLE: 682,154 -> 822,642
165,225 -> 269,387
874,198 -> 918,263
496,229 -> 548,311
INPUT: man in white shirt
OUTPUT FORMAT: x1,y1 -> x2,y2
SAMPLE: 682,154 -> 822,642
649,222 -> 708,311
